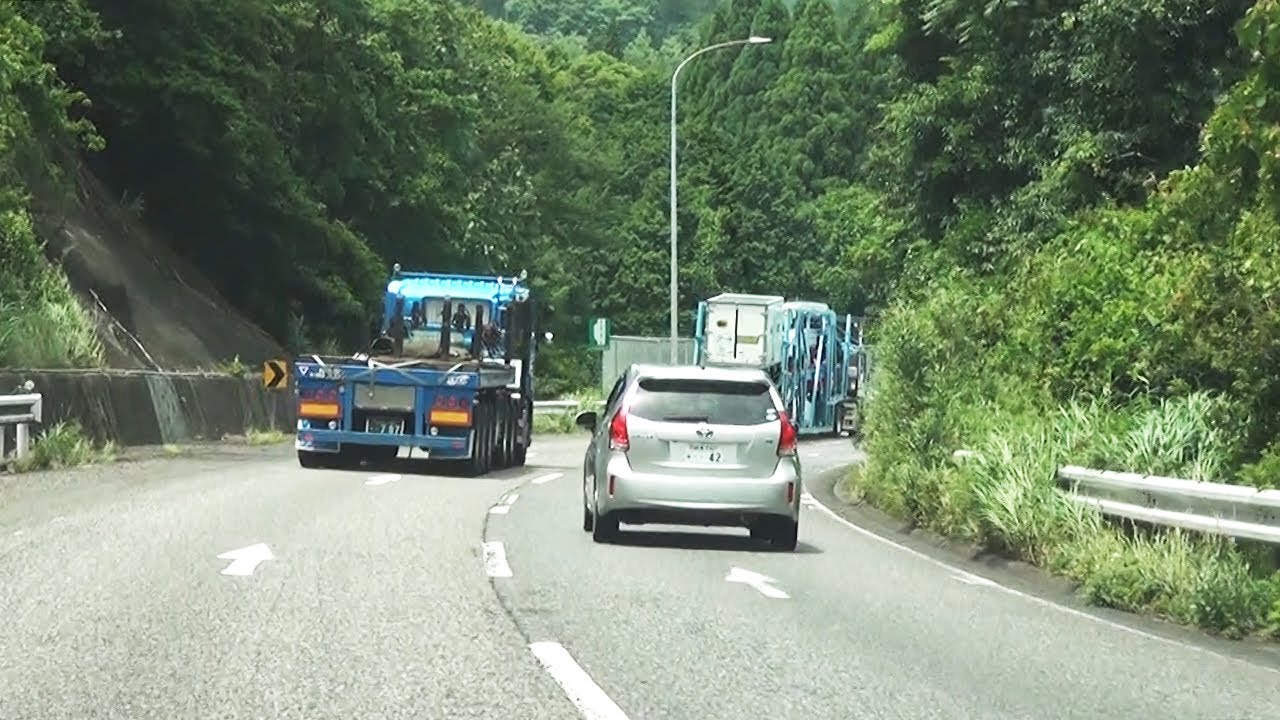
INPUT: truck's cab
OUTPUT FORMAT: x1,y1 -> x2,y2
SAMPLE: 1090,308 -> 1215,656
375,264 -> 533,364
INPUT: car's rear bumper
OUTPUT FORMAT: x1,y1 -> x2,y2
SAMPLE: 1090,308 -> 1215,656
596,454 -> 801,526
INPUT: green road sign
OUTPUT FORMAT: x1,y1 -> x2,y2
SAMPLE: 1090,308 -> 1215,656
587,317 -> 611,349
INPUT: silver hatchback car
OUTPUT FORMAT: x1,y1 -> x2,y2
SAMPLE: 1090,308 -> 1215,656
574,363 -> 802,551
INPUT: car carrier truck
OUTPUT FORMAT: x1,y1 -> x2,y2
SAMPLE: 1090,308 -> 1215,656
292,264 -> 538,474
693,292 -> 860,436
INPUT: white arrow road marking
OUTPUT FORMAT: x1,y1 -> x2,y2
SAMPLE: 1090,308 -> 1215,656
218,543 -> 274,577
529,641 -> 631,720
725,566 -> 789,599
365,473 -> 401,486
490,492 -> 519,514
482,541 -> 512,578
531,472 -> 562,485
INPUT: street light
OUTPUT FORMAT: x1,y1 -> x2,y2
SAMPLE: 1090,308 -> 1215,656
669,35 -> 773,364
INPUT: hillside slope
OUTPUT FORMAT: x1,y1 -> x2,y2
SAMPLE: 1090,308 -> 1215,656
32,158 -> 284,371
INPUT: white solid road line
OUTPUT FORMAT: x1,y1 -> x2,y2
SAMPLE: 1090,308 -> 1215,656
482,541 -> 513,578
800,491 -> 1280,674
531,472 -> 563,485
364,473 -> 400,486
529,641 -> 632,720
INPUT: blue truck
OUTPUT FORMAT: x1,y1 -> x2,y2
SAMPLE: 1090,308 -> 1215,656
291,265 -> 538,474
693,293 -> 861,436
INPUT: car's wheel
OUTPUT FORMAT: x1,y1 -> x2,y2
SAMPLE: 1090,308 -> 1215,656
770,518 -> 799,552
591,511 -> 618,543
582,501 -> 594,532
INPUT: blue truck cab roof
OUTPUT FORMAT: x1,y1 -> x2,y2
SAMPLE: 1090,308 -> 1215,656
384,270 -> 528,329
386,270 -> 529,308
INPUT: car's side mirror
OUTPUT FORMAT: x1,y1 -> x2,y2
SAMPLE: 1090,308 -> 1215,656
574,410 -> 598,432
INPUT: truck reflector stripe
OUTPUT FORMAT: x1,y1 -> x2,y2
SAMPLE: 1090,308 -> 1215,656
429,409 -> 472,426
298,401 -> 340,418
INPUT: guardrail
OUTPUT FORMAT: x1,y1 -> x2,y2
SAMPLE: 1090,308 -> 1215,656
0,393 -> 43,462
532,399 -> 605,416
1058,465 -> 1280,545
950,449 -> 1280,545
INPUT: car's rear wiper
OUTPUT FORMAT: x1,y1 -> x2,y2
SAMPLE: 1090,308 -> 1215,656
663,415 -> 710,423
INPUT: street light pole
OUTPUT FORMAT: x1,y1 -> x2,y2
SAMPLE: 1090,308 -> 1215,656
669,35 -> 772,364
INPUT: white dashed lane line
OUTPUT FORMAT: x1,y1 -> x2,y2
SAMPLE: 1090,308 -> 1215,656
482,541 -> 512,578
490,492 -> 519,514
529,641 -> 632,720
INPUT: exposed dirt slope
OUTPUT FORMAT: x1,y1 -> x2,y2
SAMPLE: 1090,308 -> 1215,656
33,160 -> 284,371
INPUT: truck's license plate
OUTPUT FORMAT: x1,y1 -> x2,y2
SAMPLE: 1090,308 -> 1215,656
366,417 -> 404,435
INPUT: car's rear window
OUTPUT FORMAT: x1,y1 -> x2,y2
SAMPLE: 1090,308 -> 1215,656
628,378 -> 778,426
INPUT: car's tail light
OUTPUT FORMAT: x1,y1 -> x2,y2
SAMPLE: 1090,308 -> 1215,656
777,410 -> 797,456
609,409 -> 629,451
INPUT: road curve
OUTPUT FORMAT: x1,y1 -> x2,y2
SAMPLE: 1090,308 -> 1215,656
0,441 -> 584,720
2,436 -> 1277,719
489,436 -> 1280,720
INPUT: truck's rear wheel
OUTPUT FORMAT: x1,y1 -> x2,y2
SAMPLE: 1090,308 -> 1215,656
511,400 -> 530,467
503,399 -> 518,468
494,400 -> 512,469
460,402 -> 489,477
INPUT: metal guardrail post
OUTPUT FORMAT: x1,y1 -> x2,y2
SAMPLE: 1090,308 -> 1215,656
0,392 -> 43,462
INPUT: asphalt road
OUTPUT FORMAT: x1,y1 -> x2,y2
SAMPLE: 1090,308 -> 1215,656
2,435 -> 1277,719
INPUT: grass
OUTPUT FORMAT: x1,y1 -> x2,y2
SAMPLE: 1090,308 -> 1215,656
532,387 -> 603,435
246,428 -> 290,445
6,420 -> 115,473
220,355 -> 250,378
853,389 -> 1280,640
0,274 -> 104,369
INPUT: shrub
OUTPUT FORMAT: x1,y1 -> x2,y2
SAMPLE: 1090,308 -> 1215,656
8,420 -> 114,473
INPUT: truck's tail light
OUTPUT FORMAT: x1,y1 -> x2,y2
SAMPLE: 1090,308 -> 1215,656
431,394 -> 473,427
429,409 -> 471,426
298,401 -> 340,419
777,410 -> 797,456
608,410 -> 629,451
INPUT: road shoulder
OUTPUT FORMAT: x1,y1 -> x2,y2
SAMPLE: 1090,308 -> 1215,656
805,454 -> 1280,671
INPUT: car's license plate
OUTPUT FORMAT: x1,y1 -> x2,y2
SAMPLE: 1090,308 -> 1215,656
673,442 -> 734,464
366,417 -> 404,435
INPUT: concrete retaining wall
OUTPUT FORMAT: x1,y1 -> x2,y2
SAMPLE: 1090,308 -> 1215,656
0,370 -> 294,446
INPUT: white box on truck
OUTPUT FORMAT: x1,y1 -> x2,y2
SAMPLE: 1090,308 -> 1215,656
701,293 -> 786,368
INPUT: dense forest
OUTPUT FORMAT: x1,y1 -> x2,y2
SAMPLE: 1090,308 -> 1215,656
3,0 -> 1279,636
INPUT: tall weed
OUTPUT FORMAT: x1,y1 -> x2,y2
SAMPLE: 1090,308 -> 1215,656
857,279 -> 1279,638
0,274 -> 103,368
